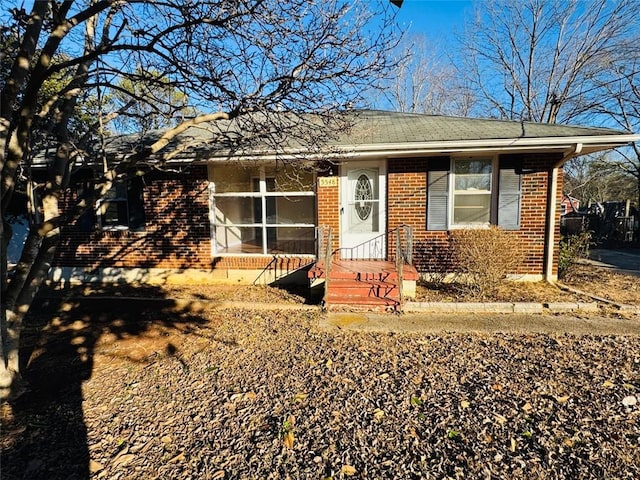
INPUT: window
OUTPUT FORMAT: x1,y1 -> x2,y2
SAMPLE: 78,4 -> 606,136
97,176 -> 146,231
210,164 -> 316,255
427,157 -> 521,231
452,158 -> 492,225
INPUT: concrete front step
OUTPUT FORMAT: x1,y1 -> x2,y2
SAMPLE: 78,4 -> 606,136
325,296 -> 400,312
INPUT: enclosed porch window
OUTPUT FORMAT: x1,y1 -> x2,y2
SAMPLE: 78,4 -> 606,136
210,164 -> 316,255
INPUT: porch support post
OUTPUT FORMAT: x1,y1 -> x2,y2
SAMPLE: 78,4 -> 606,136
544,167 -> 560,282
545,144 -> 582,282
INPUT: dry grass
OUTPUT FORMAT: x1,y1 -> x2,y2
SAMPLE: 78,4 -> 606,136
3,263 -> 640,479
561,264 -> 640,305
415,280 -> 578,303
3,305 -> 639,479
416,264 -> 639,306
44,263 -> 639,307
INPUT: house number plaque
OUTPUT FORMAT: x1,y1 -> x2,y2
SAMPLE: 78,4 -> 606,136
319,177 -> 338,187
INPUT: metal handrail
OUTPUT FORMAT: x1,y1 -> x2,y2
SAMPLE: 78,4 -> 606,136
332,224 -> 414,264
396,228 -> 404,307
323,228 -> 333,306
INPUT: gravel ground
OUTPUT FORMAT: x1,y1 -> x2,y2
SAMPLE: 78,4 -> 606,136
2,302 -> 639,479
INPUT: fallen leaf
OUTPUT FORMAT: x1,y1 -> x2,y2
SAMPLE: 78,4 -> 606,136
168,452 -> 185,464
555,395 -> 570,404
341,465 -> 357,476
283,431 -> 294,449
460,400 -> 470,409
563,438 -> 574,447
602,380 -> 615,388
112,454 -> 135,468
373,408 -> 385,421
293,392 -> 308,403
494,414 -> 507,425
89,460 -> 104,473
622,395 -> 637,407
325,359 -> 333,367
510,438 -> 517,452
522,402 -> 533,412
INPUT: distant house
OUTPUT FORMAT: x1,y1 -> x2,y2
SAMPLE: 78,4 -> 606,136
561,195 -> 581,215
38,111 -> 638,306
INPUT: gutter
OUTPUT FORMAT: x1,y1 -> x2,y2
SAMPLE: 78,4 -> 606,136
544,143 -> 583,283
180,133 -> 640,164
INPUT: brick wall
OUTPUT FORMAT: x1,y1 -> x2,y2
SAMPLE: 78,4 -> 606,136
55,154 -> 564,280
387,154 -> 563,277
317,173 -> 340,253
55,166 -> 212,270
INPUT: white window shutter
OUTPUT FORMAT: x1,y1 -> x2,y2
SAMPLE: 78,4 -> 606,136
498,169 -> 521,230
427,170 -> 449,230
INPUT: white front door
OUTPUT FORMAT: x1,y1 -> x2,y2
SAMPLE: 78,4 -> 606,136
340,161 -> 386,259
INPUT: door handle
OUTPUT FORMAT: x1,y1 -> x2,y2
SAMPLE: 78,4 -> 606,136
340,207 -> 344,214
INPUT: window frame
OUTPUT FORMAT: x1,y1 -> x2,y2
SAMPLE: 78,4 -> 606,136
210,165 -> 316,256
96,177 -> 146,232
450,156 -> 495,228
426,155 -> 522,231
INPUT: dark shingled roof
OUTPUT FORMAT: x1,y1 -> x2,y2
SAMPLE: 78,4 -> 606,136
340,110 -> 625,145
32,110 -> 637,167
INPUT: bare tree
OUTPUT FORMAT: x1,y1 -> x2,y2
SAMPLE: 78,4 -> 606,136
0,0 -> 401,399
382,33 -> 473,116
564,153 -> 637,205
457,0 -> 638,124
592,53 -> 640,209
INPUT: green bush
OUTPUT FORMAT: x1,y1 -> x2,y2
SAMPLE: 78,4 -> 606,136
558,232 -> 592,279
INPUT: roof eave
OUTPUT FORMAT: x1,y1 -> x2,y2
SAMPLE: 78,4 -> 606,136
193,133 -> 640,164
342,134 -> 640,156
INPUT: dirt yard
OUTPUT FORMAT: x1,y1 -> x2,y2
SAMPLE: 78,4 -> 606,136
1,263 -> 639,479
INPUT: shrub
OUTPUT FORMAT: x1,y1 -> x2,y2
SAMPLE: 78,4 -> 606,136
450,226 -> 525,299
558,232 -> 592,279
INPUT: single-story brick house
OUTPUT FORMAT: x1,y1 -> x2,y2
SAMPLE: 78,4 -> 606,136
50,110 -> 638,297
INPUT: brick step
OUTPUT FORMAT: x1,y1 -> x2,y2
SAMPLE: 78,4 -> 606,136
325,278 -> 400,311
309,262 -> 419,281
326,279 -> 399,298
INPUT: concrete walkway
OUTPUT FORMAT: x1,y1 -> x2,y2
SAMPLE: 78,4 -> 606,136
587,248 -> 640,276
322,311 -> 640,336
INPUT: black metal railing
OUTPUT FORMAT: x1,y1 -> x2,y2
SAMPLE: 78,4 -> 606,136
332,224 -> 413,265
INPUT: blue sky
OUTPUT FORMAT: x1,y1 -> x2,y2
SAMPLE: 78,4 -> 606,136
394,0 -> 473,40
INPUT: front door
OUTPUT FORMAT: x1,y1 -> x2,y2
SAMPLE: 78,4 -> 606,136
340,161 -> 386,259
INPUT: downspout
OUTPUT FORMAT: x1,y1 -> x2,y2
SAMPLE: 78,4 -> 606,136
545,143 -> 582,282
